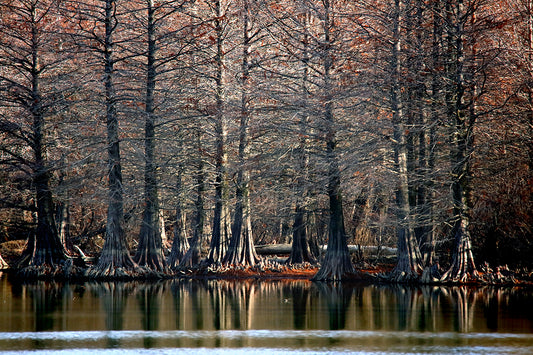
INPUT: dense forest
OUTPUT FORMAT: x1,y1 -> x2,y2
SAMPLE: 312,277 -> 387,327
0,0 -> 531,281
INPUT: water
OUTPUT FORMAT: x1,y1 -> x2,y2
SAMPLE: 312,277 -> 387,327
1,272 -> 533,354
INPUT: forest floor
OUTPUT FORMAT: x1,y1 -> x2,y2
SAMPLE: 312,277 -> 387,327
1,240 -> 532,286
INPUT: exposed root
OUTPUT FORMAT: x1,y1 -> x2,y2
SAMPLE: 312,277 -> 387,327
387,269 -> 420,283
0,254 -> 8,270
312,254 -> 356,282
14,258 -> 82,280
420,264 -> 442,283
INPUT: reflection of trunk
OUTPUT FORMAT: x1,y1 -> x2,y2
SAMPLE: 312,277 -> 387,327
98,283 -> 128,333
88,0 -> 141,278
227,281 -> 254,329
28,283 -> 66,332
448,287 -> 475,332
168,164 -> 189,269
134,0 -> 167,273
389,0 -> 422,280
223,0 -> 259,267
315,282 -> 354,330
313,1 -> 354,281
137,284 -> 162,333
180,132 -> 205,268
291,282 -> 310,329
207,280 -> 227,330
208,0 -> 230,265
440,0 -> 477,282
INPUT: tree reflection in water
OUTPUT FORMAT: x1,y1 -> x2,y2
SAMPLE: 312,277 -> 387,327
87,282 -> 133,348
136,282 -> 164,348
6,277 -> 532,346
314,282 -> 354,330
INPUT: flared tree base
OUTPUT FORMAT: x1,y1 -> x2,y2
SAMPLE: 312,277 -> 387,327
86,251 -> 149,280
440,230 -> 479,283
15,259 -> 81,280
312,252 -> 355,282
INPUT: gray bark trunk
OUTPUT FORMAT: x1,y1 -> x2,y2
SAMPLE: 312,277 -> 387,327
180,131 -> 205,268
134,0 -> 167,273
167,164 -> 189,269
440,0 -> 477,282
389,0 -> 423,281
313,0 -> 355,281
223,0 -> 259,267
17,2 -> 69,277
208,0 -> 230,265
287,9 -> 316,265
88,0 -> 142,279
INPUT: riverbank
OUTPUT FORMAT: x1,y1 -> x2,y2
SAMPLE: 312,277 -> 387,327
1,240 -> 532,286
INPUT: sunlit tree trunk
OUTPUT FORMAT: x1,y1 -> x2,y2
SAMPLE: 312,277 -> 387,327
208,0 -> 231,265
440,0 -> 477,282
134,0 -> 167,273
389,0 -> 423,281
224,0 -> 259,266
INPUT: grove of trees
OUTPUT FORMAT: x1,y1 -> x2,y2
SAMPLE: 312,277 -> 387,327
0,0 -> 531,281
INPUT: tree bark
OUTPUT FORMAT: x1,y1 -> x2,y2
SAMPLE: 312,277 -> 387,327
87,0 -> 143,279
223,0 -> 259,267
440,0 -> 478,282
167,164 -> 189,270
16,1 -> 70,278
389,0 -> 423,281
207,0 -> 230,265
287,9 -> 316,266
180,130 -> 205,268
313,0 -> 355,281
134,0 -> 167,273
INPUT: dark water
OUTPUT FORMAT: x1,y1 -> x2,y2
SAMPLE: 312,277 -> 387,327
1,272 -> 533,354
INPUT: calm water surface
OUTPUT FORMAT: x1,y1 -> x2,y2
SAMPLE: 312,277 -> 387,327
1,271 -> 533,354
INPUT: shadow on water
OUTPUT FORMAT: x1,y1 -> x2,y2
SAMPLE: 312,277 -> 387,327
1,274 -> 533,352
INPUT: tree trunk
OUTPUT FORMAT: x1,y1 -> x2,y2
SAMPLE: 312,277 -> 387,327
389,0 -> 423,281
17,2 -> 69,278
287,9 -> 316,266
421,0 -> 443,267
87,0 -> 143,279
440,0 -> 477,282
313,0 -> 355,281
167,165 -> 189,270
180,131 -> 205,268
134,0 -> 167,273
223,0 -> 259,267
207,0 -> 230,265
